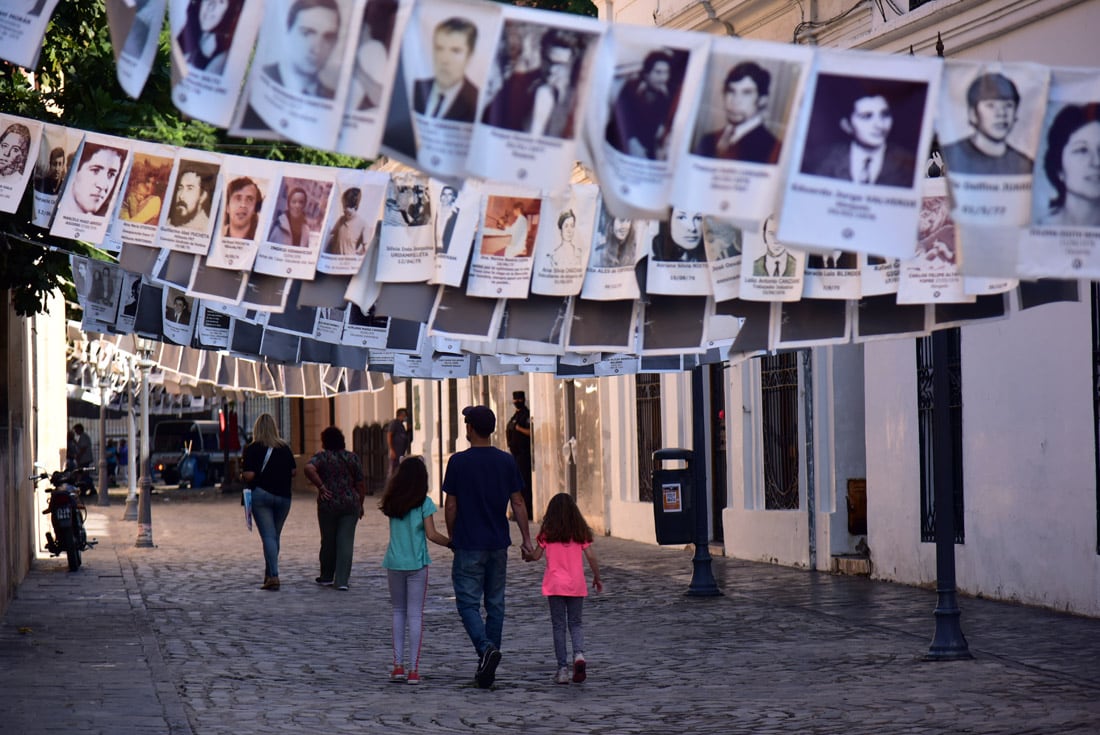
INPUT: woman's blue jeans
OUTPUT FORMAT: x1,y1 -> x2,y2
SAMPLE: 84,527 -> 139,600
251,488 -> 291,578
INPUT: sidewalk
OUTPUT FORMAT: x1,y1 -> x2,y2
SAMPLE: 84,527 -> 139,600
1,487 -> 1099,734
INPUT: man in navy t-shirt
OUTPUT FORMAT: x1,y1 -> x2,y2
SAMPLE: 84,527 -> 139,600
443,404 -> 533,688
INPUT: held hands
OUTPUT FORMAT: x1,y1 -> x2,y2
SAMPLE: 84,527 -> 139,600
519,541 -> 536,562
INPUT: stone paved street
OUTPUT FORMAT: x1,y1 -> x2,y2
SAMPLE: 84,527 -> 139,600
2,486 -> 1099,734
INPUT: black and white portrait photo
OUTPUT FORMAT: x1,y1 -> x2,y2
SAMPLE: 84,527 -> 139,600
604,46 -> 689,161
941,72 -> 1035,176
692,59 -> 790,164
800,73 -> 927,189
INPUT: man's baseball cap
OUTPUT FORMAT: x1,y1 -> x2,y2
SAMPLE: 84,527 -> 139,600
462,405 -> 496,436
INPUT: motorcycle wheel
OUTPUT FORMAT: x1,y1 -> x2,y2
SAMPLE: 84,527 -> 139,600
60,530 -> 81,571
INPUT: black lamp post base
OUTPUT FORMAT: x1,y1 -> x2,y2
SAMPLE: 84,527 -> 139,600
925,595 -> 972,660
686,543 -> 723,597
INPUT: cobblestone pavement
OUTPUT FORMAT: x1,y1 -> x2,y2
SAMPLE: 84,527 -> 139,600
2,486 -> 1099,734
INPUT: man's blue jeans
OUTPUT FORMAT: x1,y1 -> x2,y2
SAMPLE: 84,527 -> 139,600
251,488 -> 291,578
452,548 -> 508,656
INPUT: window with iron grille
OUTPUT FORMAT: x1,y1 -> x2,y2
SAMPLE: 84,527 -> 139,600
909,0 -> 936,10
1092,284 -> 1100,555
760,352 -> 800,510
916,330 -> 965,543
635,374 -> 662,503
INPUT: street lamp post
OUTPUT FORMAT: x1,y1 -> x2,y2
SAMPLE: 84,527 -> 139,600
123,357 -> 139,521
135,339 -> 156,548
91,341 -> 113,508
97,376 -> 110,506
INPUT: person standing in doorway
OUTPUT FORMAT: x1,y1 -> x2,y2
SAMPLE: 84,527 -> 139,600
443,405 -> 533,689
241,413 -> 297,590
506,391 -> 533,521
304,426 -> 367,591
386,407 -> 410,479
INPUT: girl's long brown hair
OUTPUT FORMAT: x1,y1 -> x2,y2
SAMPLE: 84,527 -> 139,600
538,492 -> 593,544
379,456 -> 429,519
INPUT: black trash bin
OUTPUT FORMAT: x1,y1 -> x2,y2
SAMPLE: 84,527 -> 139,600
651,448 -> 695,545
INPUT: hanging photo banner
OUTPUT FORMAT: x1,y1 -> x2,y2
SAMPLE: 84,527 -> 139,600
465,5 -> 604,192
0,113 -> 42,214
316,169 -> 388,275
897,177 -> 972,304
31,123 -> 83,228
1018,67 -> 1100,279
50,133 -> 132,245
115,271 -> 145,334
203,156 -> 282,272
253,165 -> 337,279
375,170 -> 436,282
778,49 -> 942,259
801,249 -> 861,300
739,214 -> 805,302
639,295 -> 707,355
188,254 -> 248,306
0,0 -> 59,69
859,253 -> 900,297
465,186 -> 542,299
584,23 -> 710,219
427,285 -> 504,341
566,297 -> 637,353
156,150 -> 222,255
194,302 -> 232,349
230,0 -> 355,147
939,60 -> 1049,227
162,285 -> 198,344
673,36 -> 812,225
336,0 -> 414,158
103,139 -> 175,253
580,198 -> 643,301
170,0 -> 264,128
74,256 -> 125,326
703,216 -> 743,302
645,209 -> 712,295
400,0 -> 502,179
774,299 -> 851,349
110,0 -> 166,99
530,183 -> 599,296
498,294 -> 572,355
430,179 -> 480,286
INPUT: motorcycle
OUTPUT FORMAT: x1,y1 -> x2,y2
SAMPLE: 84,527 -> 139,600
33,466 -> 97,571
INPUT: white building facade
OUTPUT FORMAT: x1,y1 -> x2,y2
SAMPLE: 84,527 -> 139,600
593,0 -> 1100,616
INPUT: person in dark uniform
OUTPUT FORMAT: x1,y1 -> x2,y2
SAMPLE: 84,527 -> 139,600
505,390 -> 532,520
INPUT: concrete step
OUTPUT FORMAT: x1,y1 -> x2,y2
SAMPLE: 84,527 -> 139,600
832,553 -> 871,576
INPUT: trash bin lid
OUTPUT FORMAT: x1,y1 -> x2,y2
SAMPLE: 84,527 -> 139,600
653,448 -> 692,464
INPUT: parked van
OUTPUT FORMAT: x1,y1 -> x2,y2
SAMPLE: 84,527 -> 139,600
151,420 -> 225,488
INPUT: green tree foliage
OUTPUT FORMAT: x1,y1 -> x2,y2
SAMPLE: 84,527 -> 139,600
504,0 -> 598,17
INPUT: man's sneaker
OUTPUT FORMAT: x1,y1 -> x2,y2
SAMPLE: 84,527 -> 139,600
337,585 -> 349,591
572,654 -> 587,683
390,665 -> 406,682
555,666 -> 571,684
476,645 -> 501,688
406,670 -> 420,685
315,577 -> 333,586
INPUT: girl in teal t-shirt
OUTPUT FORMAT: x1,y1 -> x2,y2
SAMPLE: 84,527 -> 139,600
379,456 -> 451,685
